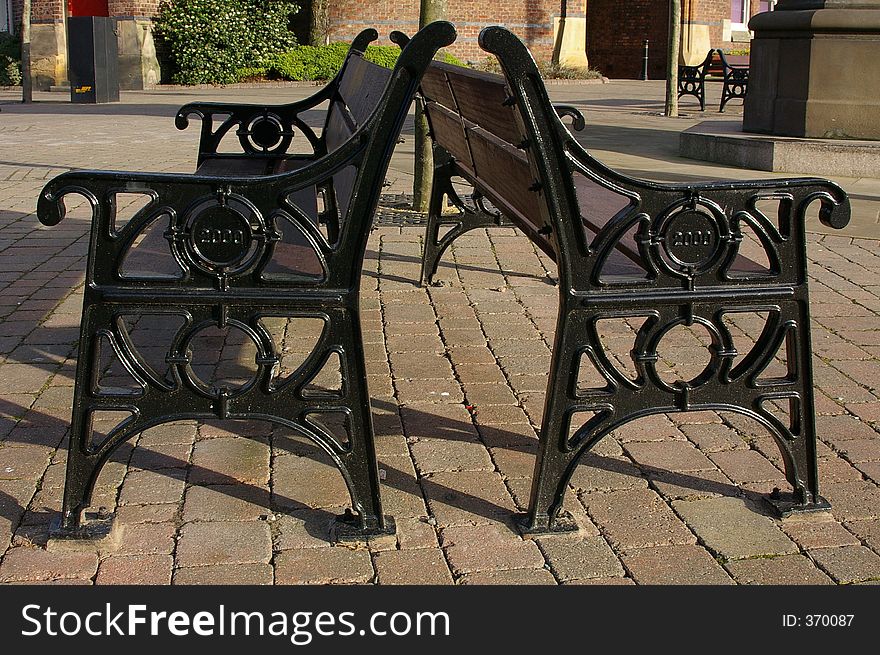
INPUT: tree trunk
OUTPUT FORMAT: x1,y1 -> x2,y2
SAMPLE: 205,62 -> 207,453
21,0 -> 32,103
412,0 -> 447,212
309,0 -> 329,46
665,0 -> 681,117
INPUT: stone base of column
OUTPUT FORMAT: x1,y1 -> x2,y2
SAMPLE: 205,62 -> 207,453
116,19 -> 161,90
552,17 -> 589,68
30,21 -> 67,91
743,8 -> 880,140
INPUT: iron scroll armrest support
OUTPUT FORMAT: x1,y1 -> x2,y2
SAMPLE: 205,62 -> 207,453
553,104 -> 585,131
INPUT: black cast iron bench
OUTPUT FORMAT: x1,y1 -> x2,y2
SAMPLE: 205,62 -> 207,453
417,27 -> 849,534
678,49 -> 749,112
36,22 -> 457,540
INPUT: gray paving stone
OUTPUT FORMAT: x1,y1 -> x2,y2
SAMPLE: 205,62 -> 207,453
672,497 -> 798,561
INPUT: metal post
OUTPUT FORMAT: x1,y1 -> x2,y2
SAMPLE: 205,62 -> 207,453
641,40 -> 649,80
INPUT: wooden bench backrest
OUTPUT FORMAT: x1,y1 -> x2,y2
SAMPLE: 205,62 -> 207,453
422,63 -> 556,259
324,53 -> 394,223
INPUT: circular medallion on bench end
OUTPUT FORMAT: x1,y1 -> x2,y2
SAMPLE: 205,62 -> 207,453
178,194 -> 267,277
653,200 -> 730,278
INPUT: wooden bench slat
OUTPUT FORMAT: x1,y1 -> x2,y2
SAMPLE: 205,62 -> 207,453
425,101 -> 474,174
466,126 -> 554,258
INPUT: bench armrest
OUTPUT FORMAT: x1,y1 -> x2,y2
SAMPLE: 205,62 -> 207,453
567,148 -> 850,232
37,137 -> 363,239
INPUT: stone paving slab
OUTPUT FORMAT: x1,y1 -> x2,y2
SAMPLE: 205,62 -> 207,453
0,80 -> 878,585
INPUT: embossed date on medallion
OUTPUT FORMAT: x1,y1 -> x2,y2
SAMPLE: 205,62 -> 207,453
198,228 -> 245,246
671,230 -> 712,247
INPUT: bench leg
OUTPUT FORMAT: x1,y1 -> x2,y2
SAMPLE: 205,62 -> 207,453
420,166 -> 507,286
520,300 -> 830,534
327,310 -> 395,539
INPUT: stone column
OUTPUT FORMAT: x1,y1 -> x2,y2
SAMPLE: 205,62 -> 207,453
552,0 -> 589,68
743,0 -> 880,139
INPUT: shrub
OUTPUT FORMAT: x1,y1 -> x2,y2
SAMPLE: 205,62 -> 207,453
0,32 -> 21,86
156,0 -> 299,85
271,43 -> 468,82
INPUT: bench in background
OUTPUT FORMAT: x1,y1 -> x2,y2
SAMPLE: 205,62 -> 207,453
418,27 -> 849,534
678,49 -> 749,112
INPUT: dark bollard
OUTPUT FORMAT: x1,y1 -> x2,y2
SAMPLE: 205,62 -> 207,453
641,40 -> 649,80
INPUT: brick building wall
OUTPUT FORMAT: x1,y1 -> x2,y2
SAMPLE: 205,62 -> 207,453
327,0 -> 559,64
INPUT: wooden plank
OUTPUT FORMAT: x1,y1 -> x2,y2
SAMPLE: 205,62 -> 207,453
338,55 -> 393,125
450,77 -> 523,145
467,126 -> 554,257
424,101 -> 472,170
421,65 -> 455,108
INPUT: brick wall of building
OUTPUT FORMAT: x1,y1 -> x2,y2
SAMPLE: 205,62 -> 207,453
327,0 -> 559,64
585,0 -> 668,79
108,0 -> 162,17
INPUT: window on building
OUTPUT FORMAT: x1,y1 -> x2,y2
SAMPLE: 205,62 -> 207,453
0,0 -> 11,33
730,0 -> 749,28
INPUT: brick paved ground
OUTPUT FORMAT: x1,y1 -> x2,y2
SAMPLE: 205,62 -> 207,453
0,80 -> 879,585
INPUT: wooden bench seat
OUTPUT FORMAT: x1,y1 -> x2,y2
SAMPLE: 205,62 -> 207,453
417,27 -> 850,534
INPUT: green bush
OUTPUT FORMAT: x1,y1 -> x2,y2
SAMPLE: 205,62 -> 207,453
0,32 -> 21,86
271,43 -> 468,82
156,0 -> 299,85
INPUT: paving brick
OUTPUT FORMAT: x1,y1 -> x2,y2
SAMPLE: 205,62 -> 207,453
183,484 -> 271,522
537,534 -> 624,581
583,488 -> 696,549
176,521 -> 272,567
679,423 -> 749,452
274,509 -> 337,550
441,523 -> 544,574
174,563 -> 274,585
458,568 -> 557,585
622,545 -> 734,585
400,403 -> 479,441
96,554 -> 173,585
395,378 -> 464,405
0,547 -> 98,582
844,518 -> 880,552
563,576 -> 635,585
624,440 -> 717,473
672,497 -> 798,561
834,438 -> 880,463
423,471 -> 517,527
115,522 -> 177,555
115,503 -> 179,525
275,547 -> 374,584
0,444 -> 53,480
272,454 -> 350,510
646,467 -> 735,501
709,450 -> 786,484
725,554 -> 833,585
615,414 -> 684,442
395,517 -> 440,550
129,442 -> 193,470
568,454 -> 647,492
810,545 -> 880,583
375,457 -> 428,518
190,437 -> 270,486
823,481 -> 880,520
410,438 -> 494,474
780,516 -> 860,550
374,548 -> 453,584
118,469 -> 186,506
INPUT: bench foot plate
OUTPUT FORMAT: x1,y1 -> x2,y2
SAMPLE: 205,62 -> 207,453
47,511 -> 120,551
764,490 -> 831,519
515,511 -> 580,537
331,511 -> 396,544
